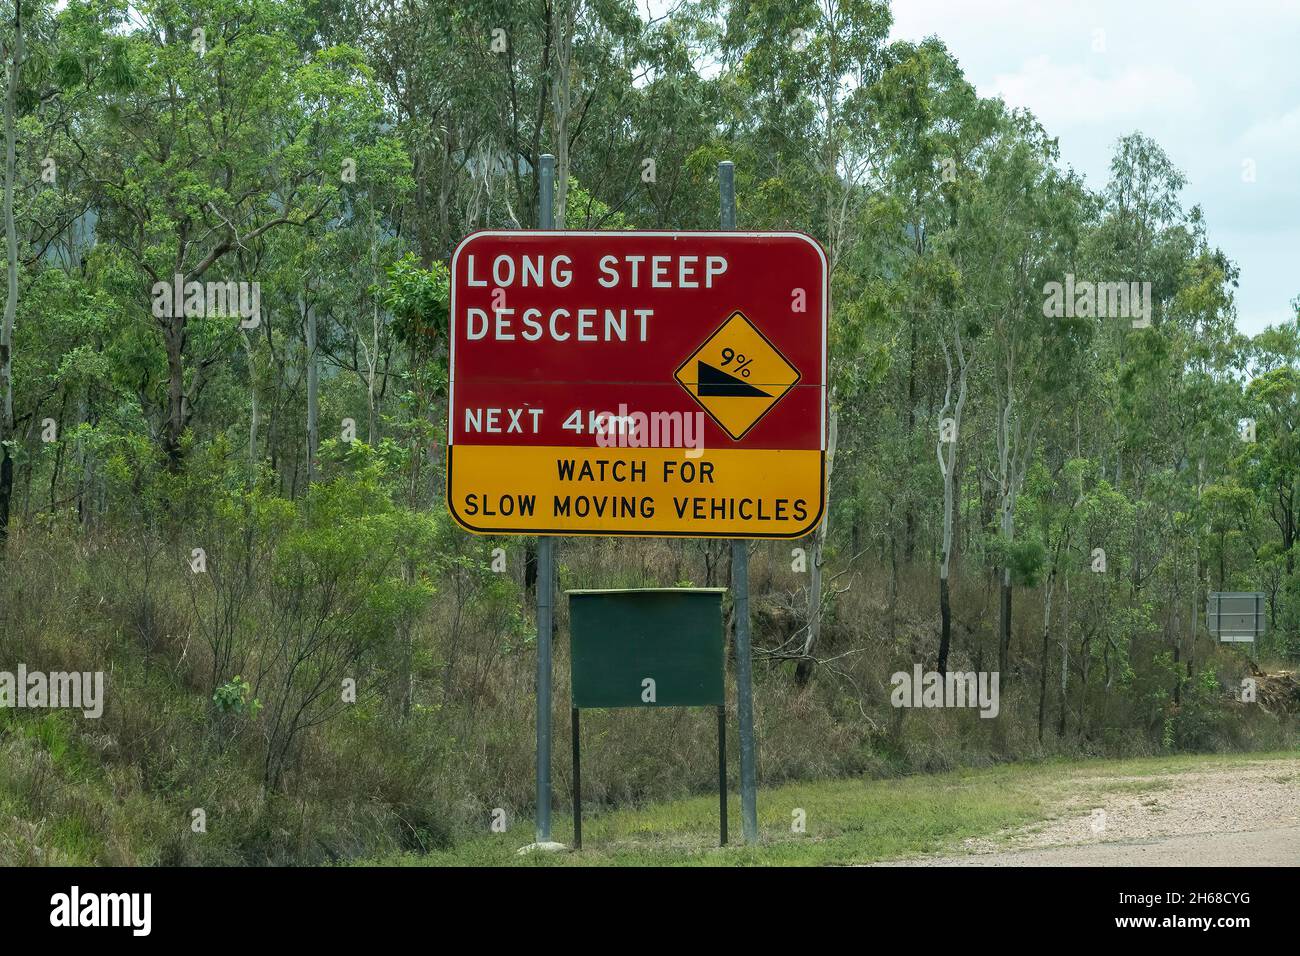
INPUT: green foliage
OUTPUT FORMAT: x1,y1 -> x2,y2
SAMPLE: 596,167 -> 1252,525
213,676 -> 262,719
382,254 -> 450,360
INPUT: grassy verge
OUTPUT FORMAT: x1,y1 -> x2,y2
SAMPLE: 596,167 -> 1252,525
373,751 -> 1299,867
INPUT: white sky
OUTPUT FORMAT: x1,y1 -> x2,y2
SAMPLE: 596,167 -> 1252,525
888,0 -> 1300,334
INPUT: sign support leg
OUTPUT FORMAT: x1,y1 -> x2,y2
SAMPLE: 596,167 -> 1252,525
720,160 -> 759,845
536,534 -> 554,843
571,706 -> 582,850
731,539 -> 759,844
533,154 -> 558,848
717,704 -> 727,846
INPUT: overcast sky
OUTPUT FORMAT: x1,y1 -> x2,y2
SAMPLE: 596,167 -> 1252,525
888,0 -> 1299,334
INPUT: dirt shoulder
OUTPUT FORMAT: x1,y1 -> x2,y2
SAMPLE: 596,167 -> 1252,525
876,756 -> 1300,867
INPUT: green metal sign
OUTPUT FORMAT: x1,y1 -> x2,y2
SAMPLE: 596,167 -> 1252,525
568,588 -> 726,709
567,587 -> 730,849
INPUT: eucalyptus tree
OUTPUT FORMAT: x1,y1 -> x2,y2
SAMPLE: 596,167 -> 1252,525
576,0 -> 721,231
957,108 -> 1090,687
0,0 -> 81,537
63,0 -> 398,472
1080,134 -> 1243,702
1243,325 -> 1300,580
867,39 -> 1007,676
0,0 -> 27,540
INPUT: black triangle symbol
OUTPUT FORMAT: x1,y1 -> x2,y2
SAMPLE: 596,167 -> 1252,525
696,360 -> 771,397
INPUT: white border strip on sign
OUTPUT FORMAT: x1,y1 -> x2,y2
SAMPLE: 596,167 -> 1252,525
447,230 -> 830,450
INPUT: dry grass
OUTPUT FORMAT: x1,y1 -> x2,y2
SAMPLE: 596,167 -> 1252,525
0,523 -> 1294,864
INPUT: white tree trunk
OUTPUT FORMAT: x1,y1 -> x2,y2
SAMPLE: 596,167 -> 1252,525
0,0 -> 24,541
550,0 -> 577,227
798,406 -> 837,683
936,325 -> 970,677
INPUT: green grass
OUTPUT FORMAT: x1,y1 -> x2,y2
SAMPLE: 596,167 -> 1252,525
371,750 -> 1299,866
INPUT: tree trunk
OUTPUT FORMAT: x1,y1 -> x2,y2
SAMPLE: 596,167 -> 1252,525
75,385 -> 95,526
366,203 -> 381,445
998,567 -> 1012,684
1037,565 -> 1056,743
936,329 -> 969,677
1172,637 -> 1181,706
0,0 -> 24,543
48,397 -> 66,513
904,321 -> 917,563
795,407 -> 837,685
367,300 -> 379,444
951,441 -> 963,569
304,292 -> 318,484
524,544 -> 537,595
888,533 -> 899,643
162,310 -> 187,471
795,529 -> 822,685
1285,497 -> 1295,575
242,329 -> 259,476
1077,632 -> 1091,742
1058,572 -> 1070,737
938,574 -> 952,676
550,0 -> 576,228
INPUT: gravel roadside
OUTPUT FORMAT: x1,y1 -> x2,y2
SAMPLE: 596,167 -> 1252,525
876,757 -> 1300,867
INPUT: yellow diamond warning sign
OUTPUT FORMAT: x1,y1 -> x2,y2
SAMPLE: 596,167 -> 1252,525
674,310 -> 801,440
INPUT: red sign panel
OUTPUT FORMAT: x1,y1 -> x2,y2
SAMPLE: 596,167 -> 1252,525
447,230 -> 827,538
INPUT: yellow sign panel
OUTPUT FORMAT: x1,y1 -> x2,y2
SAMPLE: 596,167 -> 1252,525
674,311 -> 801,441
448,445 -> 824,538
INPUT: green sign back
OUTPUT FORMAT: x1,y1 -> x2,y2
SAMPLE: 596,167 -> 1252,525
568,589 -> 726,709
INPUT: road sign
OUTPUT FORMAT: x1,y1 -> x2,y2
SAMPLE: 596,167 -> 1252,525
447,230 -> 827,538
1207,592 -> 1266,643
568,588 -> 726,708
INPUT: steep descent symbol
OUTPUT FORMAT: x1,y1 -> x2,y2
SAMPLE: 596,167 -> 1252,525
675,310 -> 800,440
696,360 -> 771,397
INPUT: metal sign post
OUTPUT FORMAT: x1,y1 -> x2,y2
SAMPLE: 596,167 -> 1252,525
721,160 -> 759,844
535,154 -> 557,848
